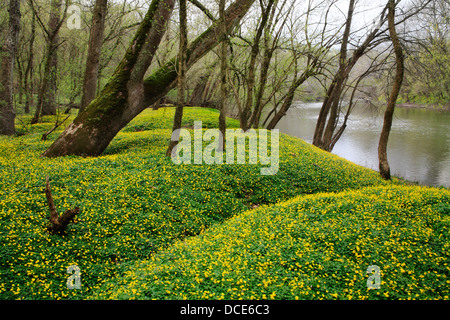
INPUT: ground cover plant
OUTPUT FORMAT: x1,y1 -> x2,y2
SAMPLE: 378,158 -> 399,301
0,108 -> 394,299
93,185 -> 450,300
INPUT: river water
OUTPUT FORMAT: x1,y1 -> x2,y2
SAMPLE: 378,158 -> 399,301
273,102 -> 450,188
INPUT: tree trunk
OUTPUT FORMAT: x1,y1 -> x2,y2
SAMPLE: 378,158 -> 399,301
0,0 -> 20,136
312,0 -> 355,151
250,2 -> 285,129
31,0 -> 64,123
312,0 -> 389,152
266,58 -> 318,130
189,73 -> 209,106
249,40 -> 274,129
24,11 -> 36,114
378,0 -> 404,180
79,0 -> 108,113
16,56 -> 23,105
217,0 -> 228,150
166,0 -> 188,156
240,0 -> 274,131
40,0 -> 62,116
42,0 -> 256,158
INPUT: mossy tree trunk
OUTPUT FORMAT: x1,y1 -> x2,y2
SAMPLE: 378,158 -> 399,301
378,0 -> 404,180
43,0 -> 256,158
42,0 -> 175,156
0,0 -> 20,136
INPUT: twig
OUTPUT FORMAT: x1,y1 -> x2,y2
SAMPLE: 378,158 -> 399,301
41,114 -> 71,141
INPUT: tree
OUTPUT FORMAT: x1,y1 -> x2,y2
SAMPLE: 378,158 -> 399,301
166,0 -> 188,156
378,0 -> 404,180
311,0 -> 390,151
0,0 -> 21,136
79,0 -> 108,113
258,0 -> 331,130
227,0 -> 297,130
94,1 -> 145,99
312,0 -> 432,152
218,0 -> 227,149
30,0 -> 68,123
24,10 -> 36,114
238,0 -> 275,131
42,0 -> 256,158
248,0 -> 284,129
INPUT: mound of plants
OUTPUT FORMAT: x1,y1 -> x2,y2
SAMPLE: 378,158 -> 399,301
93,185 -> 450,300
1,108 -> 393,299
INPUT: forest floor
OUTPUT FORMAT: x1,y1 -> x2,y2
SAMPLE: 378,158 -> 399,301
0,107 -> 449,300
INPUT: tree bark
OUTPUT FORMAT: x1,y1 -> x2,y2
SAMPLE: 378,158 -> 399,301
378,0 -> 404,180
218,0 -> 228,150
16,55 -> 23,105
312,0 -> 355,151
240,0 -> 274,131
79,0 -> 108,113
166,0 -> 188,156
42,0 -> 256,158
24,11 -> 36,114
189,74 -> 209,106
0,0 -> 20,136
31,0 -> 65,123
41,0 -> 62,116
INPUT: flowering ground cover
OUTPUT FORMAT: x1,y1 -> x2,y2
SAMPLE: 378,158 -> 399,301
95,185 -> 449,300
1,108 -> 447,300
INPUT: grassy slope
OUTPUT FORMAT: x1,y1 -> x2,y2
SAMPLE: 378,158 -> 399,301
0,108 -> 447,300
95,185 -> 449,300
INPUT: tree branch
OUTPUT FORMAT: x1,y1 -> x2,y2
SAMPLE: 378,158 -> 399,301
188,0 -> 217,22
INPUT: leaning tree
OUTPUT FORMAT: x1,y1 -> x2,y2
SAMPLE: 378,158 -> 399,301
42,0 -> 257,158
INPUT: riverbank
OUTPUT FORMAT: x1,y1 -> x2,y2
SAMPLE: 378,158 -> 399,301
396,102 -> 450,111
274,102 -> 450,187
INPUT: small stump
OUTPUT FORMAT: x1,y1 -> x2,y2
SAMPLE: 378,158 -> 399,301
45,177 -> 80,235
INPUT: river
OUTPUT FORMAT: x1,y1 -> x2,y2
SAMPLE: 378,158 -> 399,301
273,102 -> 450,188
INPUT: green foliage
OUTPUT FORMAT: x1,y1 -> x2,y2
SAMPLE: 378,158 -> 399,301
94,185 -> 450,300
0,107 -> 395,299
122,107 -> 240,132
